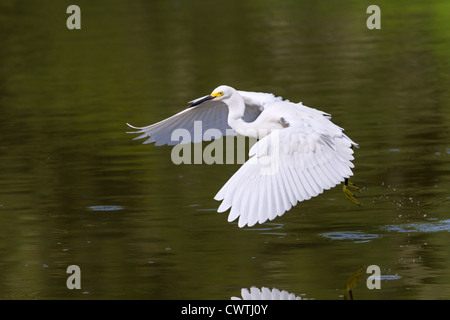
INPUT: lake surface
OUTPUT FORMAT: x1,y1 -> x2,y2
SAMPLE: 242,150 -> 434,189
0,0 -> 449,300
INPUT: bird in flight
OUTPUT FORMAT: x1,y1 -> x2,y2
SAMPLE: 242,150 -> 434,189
128,85 -> 360,227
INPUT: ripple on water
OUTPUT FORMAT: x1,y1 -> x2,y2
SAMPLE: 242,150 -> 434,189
320,231 -> 381,243
380,274 -> 402,280
243,223 -> 287,237
87,205 -> 124,212
382,219 -> 450,233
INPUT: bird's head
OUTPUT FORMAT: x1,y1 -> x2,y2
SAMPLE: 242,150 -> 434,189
188,85 -> 235,108
210,85 -> 235,100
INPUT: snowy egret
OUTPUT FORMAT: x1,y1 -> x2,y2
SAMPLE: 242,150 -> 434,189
127,85 -> 359,227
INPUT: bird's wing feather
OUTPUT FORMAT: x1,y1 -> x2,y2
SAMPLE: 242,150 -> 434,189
127,99 -> 235,146
214,120 -> 356,227
237,90 -> 284,109
238,90 -> 284,122
127,90 -> 283,146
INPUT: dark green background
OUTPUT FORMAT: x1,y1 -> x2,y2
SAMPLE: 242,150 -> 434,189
0,0 -> 449,299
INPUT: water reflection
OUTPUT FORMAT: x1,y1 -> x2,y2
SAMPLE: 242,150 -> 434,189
231,287 -> 304,300
0,0 -> 449,300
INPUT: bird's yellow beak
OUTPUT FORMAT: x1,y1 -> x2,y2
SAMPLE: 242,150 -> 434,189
210,91 -> 223,98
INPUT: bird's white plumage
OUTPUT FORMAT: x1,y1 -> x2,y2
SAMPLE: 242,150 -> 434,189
231,287 -> 303,300
128,85 -> 357,227
127,90 -> 278,146
215,123 -> 355,227
127,102 -> 231,145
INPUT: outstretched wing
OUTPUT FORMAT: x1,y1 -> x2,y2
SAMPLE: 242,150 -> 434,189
237,90 -> 284,111
127,90 -> 284,146
127,99 -> 232,146
214,120 -> 356,227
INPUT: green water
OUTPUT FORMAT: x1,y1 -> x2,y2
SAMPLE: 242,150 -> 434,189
0,0 -> 449,299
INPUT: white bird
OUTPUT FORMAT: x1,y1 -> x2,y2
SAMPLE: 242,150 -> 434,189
127,85 -> 359,227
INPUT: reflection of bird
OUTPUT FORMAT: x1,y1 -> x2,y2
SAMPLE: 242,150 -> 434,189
343,266 -> 363,300
231,286 -> 303,300
128,85 -> 358,227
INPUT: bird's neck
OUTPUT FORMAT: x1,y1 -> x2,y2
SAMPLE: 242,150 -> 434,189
225,91 -> 272,139
227,93 -> 247,130
226,96 -> 263,138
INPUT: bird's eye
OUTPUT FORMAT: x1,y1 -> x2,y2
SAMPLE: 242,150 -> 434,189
219,91 -> 224,96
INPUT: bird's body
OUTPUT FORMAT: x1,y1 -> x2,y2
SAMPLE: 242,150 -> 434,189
128,85 -> 358,227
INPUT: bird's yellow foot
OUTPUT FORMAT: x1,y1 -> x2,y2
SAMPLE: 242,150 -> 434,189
347,181 -> 360,193
343,179 -> 361,205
